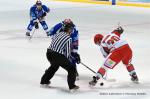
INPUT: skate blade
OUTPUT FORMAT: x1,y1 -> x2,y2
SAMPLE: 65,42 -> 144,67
69,88 -> 79,93
40,84 -> 51,88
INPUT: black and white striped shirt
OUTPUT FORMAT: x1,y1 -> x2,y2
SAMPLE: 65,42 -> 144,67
48,32 -> 72,58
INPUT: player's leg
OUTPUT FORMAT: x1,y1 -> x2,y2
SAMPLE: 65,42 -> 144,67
89,51 -> 122,86
40,64 -> 59,85
40,50 -> 59,85
89,66 -> 108,86
122,46 -> 139,83
40,21 -> 49,36
75,65 -> 79,80
71,58 -> 79,80
59,56 -> 79,90
98,51 -> 122,77
26,20 -> 36,36
126,64 -> 139,83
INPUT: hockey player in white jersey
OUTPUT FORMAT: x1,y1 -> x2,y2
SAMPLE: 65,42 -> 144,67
89,27 -> 139,86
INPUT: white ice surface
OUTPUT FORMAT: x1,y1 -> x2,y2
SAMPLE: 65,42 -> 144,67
0,0 -> 150,99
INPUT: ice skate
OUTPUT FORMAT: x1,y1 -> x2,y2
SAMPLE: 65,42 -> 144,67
130,72 -> 139,84
40,81 -> 51,88
26,32 -> 30,36
46,31 -> 50,36
70,85 -> 79,93
89,76 -> 98,86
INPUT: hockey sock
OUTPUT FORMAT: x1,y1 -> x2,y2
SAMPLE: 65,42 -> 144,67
126,64 -> 136,75
97,67 -> 106,79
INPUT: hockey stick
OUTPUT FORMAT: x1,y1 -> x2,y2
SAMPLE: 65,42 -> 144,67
80,62 -> 96,74
70,56 -> 96,74
118,22 -> 121,27
28,20 -> 40,40
29,28 -> 36,40
80,62 -> 116,82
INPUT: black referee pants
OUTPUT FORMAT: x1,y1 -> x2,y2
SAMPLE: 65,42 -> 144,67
40,49 -> 76,89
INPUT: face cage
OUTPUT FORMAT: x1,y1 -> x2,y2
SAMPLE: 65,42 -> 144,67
95,41 -> 101,46
36,5 -> 42,10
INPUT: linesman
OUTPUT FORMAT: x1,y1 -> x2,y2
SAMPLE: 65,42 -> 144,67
40,23 -> 79,91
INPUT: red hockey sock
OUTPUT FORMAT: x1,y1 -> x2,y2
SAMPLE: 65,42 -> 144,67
126,64 -> 135,72
97,67 -> 106,78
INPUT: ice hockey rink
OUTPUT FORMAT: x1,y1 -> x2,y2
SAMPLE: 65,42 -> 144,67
0,0 -> 150,99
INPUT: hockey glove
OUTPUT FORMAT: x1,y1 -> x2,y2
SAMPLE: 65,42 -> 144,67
71,52 -> 81,64
42,12 -> 47,18
34,22 -> 39,29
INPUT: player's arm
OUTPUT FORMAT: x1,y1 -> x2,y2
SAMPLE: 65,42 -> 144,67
30,7 -> 39,29
48,23 -> 63,36
30,7 -> 37,21
100,46 -> 110,58
42,5 -> 50,13
40,5 -> 50,18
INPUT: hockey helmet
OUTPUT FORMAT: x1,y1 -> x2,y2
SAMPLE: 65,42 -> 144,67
94,34 -> 103,45
112,26 -> 124,34
36,0 -> 42,6
36,0 -> 42,10
63,23 -> 74,33
62,19 -> 74,28
62,19 -> 74,33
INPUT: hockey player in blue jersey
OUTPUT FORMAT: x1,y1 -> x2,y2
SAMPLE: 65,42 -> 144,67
48,19 -> 81,79
26,0 -> 50,36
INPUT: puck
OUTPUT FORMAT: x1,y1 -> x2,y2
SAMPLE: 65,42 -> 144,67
100,82 -> 104,86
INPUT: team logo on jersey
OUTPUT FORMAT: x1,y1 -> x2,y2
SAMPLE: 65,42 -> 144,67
104,59 -> 116,68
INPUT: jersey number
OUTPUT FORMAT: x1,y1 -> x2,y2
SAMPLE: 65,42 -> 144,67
103,35 -> 120,45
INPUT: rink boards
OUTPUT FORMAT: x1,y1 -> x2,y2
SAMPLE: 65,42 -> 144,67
54,0 -> 150,8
